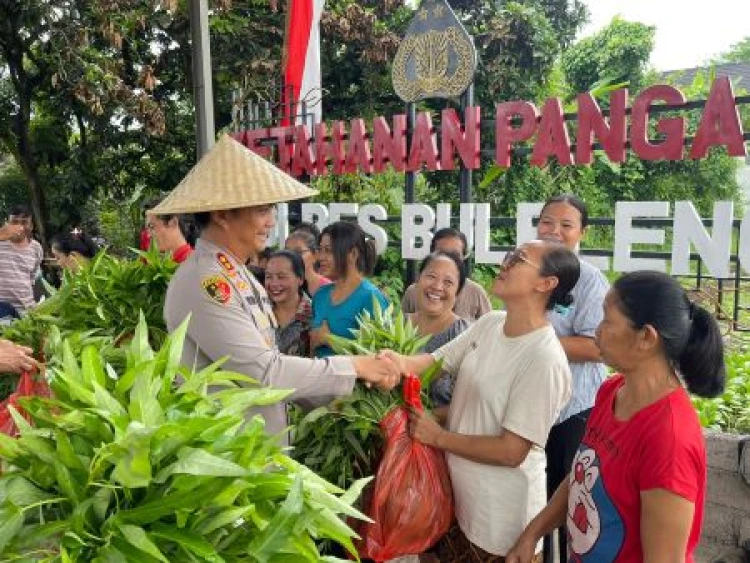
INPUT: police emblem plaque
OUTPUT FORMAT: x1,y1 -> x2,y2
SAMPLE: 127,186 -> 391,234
392,0 -> 477,103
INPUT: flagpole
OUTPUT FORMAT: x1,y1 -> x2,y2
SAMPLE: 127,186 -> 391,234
189,0 -> 216,158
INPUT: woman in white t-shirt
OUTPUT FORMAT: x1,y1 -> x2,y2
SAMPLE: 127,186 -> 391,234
382,240 -> 580,561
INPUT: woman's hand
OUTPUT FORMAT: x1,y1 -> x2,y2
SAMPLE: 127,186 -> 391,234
377,349 -> 407,375
408,407 -> 445,448
0,223 -> 24,242
352,355 -> 401,390
309,320 -> 331,350
505,534 -> 539,563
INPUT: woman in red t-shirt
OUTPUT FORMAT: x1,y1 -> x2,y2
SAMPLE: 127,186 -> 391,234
508,270 -> 726,563
144,200 -> 195,263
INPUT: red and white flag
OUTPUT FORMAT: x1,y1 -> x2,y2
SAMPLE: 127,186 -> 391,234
282,0 -> 324,126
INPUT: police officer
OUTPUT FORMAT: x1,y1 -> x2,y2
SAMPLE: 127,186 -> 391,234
152,136 -> 399,439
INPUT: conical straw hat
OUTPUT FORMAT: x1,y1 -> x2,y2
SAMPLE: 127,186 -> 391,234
150,134 -> 318,215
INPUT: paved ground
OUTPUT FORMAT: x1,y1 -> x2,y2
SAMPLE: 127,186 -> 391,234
696,544 -> 748,562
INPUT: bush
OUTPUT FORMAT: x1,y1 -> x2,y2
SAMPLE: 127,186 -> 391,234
692,351 -> 750,434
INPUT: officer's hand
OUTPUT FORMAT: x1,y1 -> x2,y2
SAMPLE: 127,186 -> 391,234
376,349 -> 407,375
0,339 -> 36,374
352,355 -> 401,391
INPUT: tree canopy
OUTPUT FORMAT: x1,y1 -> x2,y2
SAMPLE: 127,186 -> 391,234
0,1 -> 743,250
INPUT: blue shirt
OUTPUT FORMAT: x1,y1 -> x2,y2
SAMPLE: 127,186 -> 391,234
312,279 -> 389,357
547,258 -> 610,423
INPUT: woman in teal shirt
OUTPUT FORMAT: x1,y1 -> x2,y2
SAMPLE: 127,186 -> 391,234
310,221 -> 389,357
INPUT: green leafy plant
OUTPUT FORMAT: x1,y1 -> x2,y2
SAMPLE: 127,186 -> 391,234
291,300 -> 441,490
0,314 -> 370,561
692,351 -> 750,434
1,248 -> 177,398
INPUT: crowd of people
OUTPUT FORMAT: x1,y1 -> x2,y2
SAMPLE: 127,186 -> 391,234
0,135 -> 728,562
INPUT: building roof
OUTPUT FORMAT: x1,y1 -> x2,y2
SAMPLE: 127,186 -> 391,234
660,61 -> 750,90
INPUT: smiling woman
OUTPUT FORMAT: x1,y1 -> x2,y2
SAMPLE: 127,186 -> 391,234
310,221 -> 389,358
409,251 -> 469,406
264,250 -> 312,358
381,240 -> 581,560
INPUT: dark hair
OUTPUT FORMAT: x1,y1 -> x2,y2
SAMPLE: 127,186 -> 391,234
612,271 -> 725,398
247,264 -> 265,286
430,227 -> 468,256
267,250 -> 306,295
144,198 -> 198,245
319,221 -> 377,278
538,243 -> 580,311
287,228 -> 318,252
51,231 -> 98,259
418,251 -> 467,294
194,212 -> 211,230
291,221 -> 321,241
9,204 -> 32,218
540,194 -> 589,229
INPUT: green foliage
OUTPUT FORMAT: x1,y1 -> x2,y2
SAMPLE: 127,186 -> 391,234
1,248 -> 177,392
692,351 -> 750,434
0,160 -> 27,216
291,300 -> 441,490
474,2 -> 561,105
0,316 -> 369,561
713,35 -> 750,64
562,17 -> 655,93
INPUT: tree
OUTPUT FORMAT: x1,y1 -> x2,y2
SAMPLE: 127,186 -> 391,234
714,36 -> 750,64
0,1 -> 168,245
0,0 -> 284,246
561,17 -> 655,93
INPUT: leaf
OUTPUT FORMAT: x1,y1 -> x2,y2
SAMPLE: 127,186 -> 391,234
111,425 -> 153,488
214,387 -> 293,416
161,317 -> 189,390
247,475 -> 305,560
117,480 -> 228,524
116,524 -> 169,562
92,487 -> 112,523
149,523 -> 225,562
129,364 -> 163,427
154,448 -> 247,483
194,506 -> 249,535
0,506 -> 24,552
479,163 -> 507,189
93,381 -> 127,418
81,344 -> 107,388
1,476 -> 56,506
55,430 -> 86,471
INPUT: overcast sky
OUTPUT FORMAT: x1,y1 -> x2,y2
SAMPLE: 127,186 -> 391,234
579,0 -> 750,71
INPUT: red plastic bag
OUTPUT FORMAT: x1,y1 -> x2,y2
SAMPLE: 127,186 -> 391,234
356,374 -> 454,561
0,368 -> 50,437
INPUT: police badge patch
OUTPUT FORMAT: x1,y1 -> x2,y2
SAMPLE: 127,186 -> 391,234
201,275 -> 232,305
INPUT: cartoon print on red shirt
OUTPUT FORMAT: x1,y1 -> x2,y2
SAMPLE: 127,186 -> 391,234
567,446 -> 625,562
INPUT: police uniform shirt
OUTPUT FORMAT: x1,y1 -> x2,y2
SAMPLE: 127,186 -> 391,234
164,238 -> 357,438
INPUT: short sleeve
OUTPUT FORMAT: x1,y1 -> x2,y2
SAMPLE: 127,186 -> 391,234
571,265 -> 609,338
502,356 -> 572,447
637,417 -> 703,503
